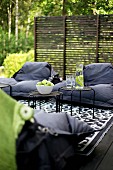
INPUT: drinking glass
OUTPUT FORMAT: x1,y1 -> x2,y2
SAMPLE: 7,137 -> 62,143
66,75 -> 72,88
71,74 -> 75,87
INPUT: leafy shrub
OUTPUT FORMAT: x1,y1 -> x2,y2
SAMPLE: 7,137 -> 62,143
0,26 -> 34,65
3,50 -> 34,77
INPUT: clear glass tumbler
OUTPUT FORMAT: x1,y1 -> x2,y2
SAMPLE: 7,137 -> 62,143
71,74 -> 75,87
66,75 -> 72,88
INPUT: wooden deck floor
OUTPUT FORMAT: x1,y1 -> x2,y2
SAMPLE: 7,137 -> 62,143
79,125 -> 113,170
64,125 -> 113,170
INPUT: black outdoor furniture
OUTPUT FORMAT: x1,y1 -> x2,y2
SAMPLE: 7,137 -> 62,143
59,86 -> 95,118
1,62 -> 113,108
28,90 -> 61,112
53,63 -> 113,108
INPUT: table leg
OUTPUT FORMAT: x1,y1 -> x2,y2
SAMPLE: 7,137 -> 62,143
55,93 -> 62,112
32,96 -> 37,109
92,89 -> 95,119
10,85 -> 12,96
79,90 -> 82,114
71,90 -> 75,116
60,93 -> 63,112
56,97 -> 59,112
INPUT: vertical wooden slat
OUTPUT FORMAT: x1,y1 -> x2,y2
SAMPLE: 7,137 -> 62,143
96,15 -> 100,63
34,17 -> 37,61
63,16 -> 66,79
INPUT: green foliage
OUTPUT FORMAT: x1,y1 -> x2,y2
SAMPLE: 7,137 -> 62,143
0,27 -> 8,65
3,50 -> 34,77
0,26 -> 34,65
35,0 -> 113,16
1,0 -> 113,32
36,0 -> 63,16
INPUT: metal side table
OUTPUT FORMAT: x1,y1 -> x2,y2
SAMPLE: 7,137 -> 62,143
59,86 -> 95,118
29,90 -> 62,112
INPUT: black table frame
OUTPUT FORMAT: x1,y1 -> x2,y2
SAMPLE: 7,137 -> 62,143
29,91 -> 62,112
13,91 -> 62,112
59,86 -> 95,118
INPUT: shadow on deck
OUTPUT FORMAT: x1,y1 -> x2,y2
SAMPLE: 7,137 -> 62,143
64,125 -> 113,170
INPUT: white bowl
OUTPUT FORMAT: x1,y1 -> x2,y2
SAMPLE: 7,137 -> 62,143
36,85 -> 53,94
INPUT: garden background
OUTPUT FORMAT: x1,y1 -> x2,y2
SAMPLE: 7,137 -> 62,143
0,0 -> 113,77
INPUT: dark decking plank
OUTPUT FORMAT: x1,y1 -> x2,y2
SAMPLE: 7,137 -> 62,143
97,141 -> 113,170
79,125 -> 113,170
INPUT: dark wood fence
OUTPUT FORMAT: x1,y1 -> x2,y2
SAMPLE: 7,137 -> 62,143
34,15 -> 113,78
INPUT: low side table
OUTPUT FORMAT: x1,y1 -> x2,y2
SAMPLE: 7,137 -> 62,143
59,86 -> 95,118
29,91 -> 62,112
0,83 -> 12,96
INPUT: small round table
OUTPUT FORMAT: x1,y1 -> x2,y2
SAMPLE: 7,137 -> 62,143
59,86 -> 95,118
29,91 -> 62,112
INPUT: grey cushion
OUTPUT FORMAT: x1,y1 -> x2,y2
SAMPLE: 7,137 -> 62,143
12,80 -> 38,93
13,62 -> 51,81
2,80 -> 38,96
84,63 -> 113,86
34,110 -> 95,142
0,78 -> 17,85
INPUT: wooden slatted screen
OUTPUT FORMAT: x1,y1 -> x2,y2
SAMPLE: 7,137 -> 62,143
34,15 -> 113,78
34,16 -> 65,77
98,15 -> 113,63
65,15 -> 97,75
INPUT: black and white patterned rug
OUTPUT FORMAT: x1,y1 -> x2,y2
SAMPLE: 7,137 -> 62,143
20,99 -> 113,156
